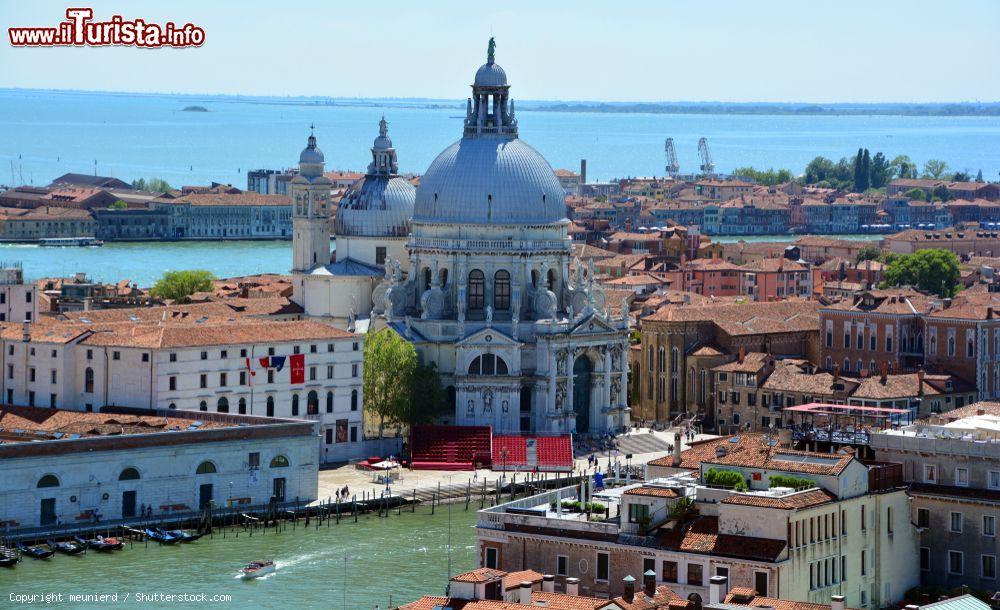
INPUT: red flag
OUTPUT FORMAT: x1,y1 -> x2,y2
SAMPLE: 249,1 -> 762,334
290,354 -> 305,384
245,358 -> 256,386
258,357 -> 270,369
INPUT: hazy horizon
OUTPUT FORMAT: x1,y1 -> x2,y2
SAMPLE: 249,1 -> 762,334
2,0 -> 998,103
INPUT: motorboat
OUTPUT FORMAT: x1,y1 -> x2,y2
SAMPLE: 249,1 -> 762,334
38,237 -> 104,247
241,560 -> 275,579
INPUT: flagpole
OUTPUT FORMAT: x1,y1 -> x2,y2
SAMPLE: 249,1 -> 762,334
249,344 -> 255,415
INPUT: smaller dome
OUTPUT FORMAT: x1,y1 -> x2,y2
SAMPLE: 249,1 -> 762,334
372,116 -> 393,151
300,134 -> 324,164
474,62 -> 508,87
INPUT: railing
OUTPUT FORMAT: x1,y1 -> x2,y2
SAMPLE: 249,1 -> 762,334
409,237 -> 570,251
792,428 -> 871,445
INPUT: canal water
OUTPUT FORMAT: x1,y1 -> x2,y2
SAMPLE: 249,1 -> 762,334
0,234 -> 878,287
0,508 -> 478,609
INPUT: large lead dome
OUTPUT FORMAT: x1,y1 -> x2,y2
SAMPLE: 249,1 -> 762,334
412,38 -> 565,226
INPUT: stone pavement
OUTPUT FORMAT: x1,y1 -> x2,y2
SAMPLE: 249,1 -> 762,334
314,427 -> 716,503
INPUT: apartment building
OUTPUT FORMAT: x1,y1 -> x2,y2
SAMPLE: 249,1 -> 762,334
478,433 -> 916,608
871,402 -> 1000,590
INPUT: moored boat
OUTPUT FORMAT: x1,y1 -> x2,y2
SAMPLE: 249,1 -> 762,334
17,543 -> 54,559
48,539 -> 86,555
0,545 -> 19,567
38,237 -> 104,247
75,535 -> 123,551
167,529 -> 203,543
145,528 -> 181,544
241,560 -> 275,579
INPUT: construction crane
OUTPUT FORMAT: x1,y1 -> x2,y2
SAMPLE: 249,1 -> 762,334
697,137 -> 715,177
664,138 -> 679,178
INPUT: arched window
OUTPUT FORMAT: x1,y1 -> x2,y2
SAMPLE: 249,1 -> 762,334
350,389 -> 358,411
468,354 -> 509,376
168,403 -> 176,410
326,391 -> 334,413
269,455 -> 289,468
468,270 -> 485,311
291,394 -> 300,416
266,396 -> 275,417
37,474 -> 60,488
199,400 -> 207,412
238,397 -> 247,414
531,269 -> 540,289
217,397 -> 229,413
119,467 -> 140,481
423,267 -> 432,290
84,367 -> 94,393
547,269 -> 557,290
307,390 -> 319,415
196,461 -> 216,474
657,348 -> 665,373
439,268 -> 449,288
843,358 -> 850,372
493,270 -> 511,310
671,347 -> 679,373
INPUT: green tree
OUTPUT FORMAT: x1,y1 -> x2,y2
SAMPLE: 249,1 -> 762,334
131,177 -> 173,193
860,149 -> 871,191
904,188 -> 926,201
732,166 -> 794,186
870,152 -> 891,188
856,245 -> 881,263
407,362 -> 449,426
109,200 -> 128,210
362,328 -> 418,435
853,148 -> 865,192
922,159 -> 949,179
931,184 -> 952,202
804,156 -> 835,184
976,170 -> 985,183
881,249 -> 960,297
149,269 -> 215,302
951,171 -> 971,182
890,155 -> 918,179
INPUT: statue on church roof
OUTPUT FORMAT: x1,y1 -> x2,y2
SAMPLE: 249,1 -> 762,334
487,36 -> 496,64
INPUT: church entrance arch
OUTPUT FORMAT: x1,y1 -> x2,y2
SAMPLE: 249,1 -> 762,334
573,356 -> 592,433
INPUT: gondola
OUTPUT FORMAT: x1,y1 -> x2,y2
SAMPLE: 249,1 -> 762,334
0,545 -> 19,567
75,535 -> 123,552
144,528 -> 181,544
17,543 -> 54,559
48,539 -> 86,555
167,529 -> 203,543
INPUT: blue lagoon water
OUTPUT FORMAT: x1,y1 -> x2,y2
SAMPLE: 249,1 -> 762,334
2,89 -> 999,187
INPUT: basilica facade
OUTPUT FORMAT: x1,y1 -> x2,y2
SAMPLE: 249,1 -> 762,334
372,40 -> 630,436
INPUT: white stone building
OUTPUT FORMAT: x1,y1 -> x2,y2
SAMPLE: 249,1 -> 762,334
291,119 -> 415,329
372,40 -> 630,436
0,264 -> 37,323
0,405 -> 318,531
0,316 -> 366,464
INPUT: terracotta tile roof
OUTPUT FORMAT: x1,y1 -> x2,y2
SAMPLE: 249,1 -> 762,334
822,289 -> 935,315
703,444 -> 855,477
721,488 -> 837,510
0,404 -> 233,442
646,301 -> 820,337
657,516 -> 786,562
60,297 -> 300,324
528,592 -> 617,610
175,193 -> 290,207
502,569 -> 544,591
713,353 -> 771,373
614,584 -> 682,610
691,345 -> 726,357
450,567 -> 506,583
624,486 -> 679,498
648,435 -> 768,471
922,401 -> 1000,423
761,361 -> 856,396
724,590 -> 841,610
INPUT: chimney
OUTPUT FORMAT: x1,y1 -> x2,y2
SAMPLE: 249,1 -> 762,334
542,575 -> 555,593
778,428 -> 792,448
565,577 -> 580,596
83,297 -> 92,312
671,431 -> 682,467
738,346 -> 746,364
519,582 -> 532,605
710,576 -> 729,605
831,596 -> 846,610
580,159 -> 587,185
833,365 -> 840,381
21,320 -> 30,342
643,569 -> 656,597
918,369 -> 925,396
622,575 -> 636,603
880,361 -> 888,383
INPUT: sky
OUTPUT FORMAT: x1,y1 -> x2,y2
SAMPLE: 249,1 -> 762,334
1,0 -> 998,103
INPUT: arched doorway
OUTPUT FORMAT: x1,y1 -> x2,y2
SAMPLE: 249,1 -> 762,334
573,356 -> 592,433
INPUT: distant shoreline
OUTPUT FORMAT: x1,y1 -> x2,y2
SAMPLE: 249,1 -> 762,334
1,87 -> 998,117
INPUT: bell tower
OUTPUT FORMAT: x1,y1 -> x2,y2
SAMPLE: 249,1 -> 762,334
290,127 -> 332,304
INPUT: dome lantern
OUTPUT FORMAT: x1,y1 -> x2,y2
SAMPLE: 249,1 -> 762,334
466,37 -> 516,138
